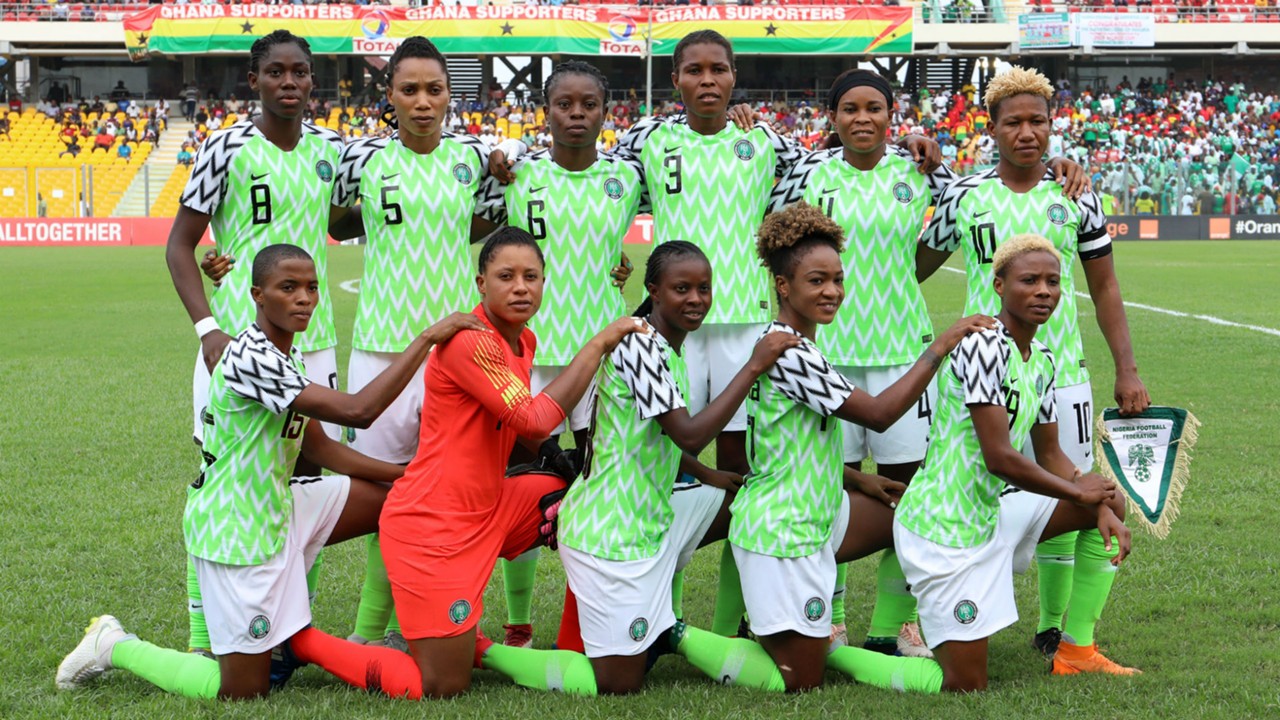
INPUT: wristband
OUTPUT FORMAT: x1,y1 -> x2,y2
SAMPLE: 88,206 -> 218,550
195,316 -> 221,340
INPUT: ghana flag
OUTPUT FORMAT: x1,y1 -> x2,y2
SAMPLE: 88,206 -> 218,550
123,5 -> 911,60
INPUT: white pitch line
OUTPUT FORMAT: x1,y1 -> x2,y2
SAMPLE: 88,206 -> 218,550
939,266 -> 1280,339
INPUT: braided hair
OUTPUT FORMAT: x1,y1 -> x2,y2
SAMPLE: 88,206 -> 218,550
633,241 -> 709,317
543,60 -> 608,105
249,30 -> 312,75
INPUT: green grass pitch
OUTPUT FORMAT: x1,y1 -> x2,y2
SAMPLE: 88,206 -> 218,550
1,241 -> 1277,718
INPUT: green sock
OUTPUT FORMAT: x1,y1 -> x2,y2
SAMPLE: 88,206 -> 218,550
306,548 -> 324,604
711,544 -> 747,636
480,643 -> 596,695
502,550 -> 539,626
671,570 -> 685,621
387,609 -> 401,636
867,550 -> 917,640
186,556 -> 210,652
1035,531 -> 1078,633
353,534 -> 394,641
827,646 -> 942,693
672,623 -> 785,691
111,639 -> 220,699
832,563 -> 848,627
1062,529 -> 1119,647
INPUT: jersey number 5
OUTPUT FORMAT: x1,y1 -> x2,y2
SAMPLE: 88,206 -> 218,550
381,185 -> 403,226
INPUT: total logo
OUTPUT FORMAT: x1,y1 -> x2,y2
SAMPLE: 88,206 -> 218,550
354,37 -> 403,55
608,14 -> 637,41
361,9 -> 391,39
599,39 -> 643,56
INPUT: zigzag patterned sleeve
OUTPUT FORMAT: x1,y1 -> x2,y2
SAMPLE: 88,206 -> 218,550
1075,190 -> 1113,260
951,331 -> 1007,407
1037,345 -> 1058,424
333,138 -> 375,209
768,335 -> 855,417
222,336 -> 310,415
614,116 -> 659,165
926,157 -> 960,199
920,177 -> 964,252
762,121 -> 806,179
768,149 -> 828,214
179,129 -> 232,216
613,334 -> 685,421
475,166 -> 511,225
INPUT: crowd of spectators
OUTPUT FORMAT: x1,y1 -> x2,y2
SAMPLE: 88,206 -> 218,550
38,88 -> 166,161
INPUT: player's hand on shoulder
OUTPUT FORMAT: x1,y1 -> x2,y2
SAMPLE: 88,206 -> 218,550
200,250 -> 234,286
1097,505 -> 1132,566
593,317 -> 649,353
1113,371 -> 1151,417
489,149 -> 516,185
901,134 -> 942,175
1072,469 -> 1117,507
610,251 -> 634,290
747,330 -> 803,373
421,312 -> 489,345
727,103 -> 756,132
201,329 -> 233,372
845,469 -> 907,508
934,313 -> 997,354
1048,156 -> 1092,200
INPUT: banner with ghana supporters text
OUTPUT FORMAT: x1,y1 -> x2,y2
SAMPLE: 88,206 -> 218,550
122,5 -> 912,60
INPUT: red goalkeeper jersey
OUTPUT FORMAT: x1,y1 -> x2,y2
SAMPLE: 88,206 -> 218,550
380,305 -> 566,547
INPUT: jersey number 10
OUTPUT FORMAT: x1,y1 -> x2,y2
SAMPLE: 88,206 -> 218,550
969,222 -> 996,265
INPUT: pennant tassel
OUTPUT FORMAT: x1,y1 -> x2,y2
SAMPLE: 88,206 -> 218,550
1095,407 -> 1200,540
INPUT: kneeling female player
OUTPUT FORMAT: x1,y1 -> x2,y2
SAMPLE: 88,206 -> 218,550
555,241 -> 799,694
672,202 -> 991,693
893,234 -> 1130,692
57,244 -> 484,700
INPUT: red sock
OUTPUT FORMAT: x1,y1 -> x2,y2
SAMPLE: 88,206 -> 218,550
289,627 -> 422,699
555,584 -> 585,654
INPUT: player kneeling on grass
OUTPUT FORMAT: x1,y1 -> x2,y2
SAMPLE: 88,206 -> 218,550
56,244 -> 485,700
670,202 -> 993,693
552,241 -> 800,694
892,234 -> 1132,692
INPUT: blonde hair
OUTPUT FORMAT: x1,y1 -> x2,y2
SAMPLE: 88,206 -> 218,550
983,66 -> 1053,120
756,201 -> 845,276
993,234 -> 1061,277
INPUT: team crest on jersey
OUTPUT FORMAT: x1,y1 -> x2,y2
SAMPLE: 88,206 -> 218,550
452,163 -> 474,185
315,160 -> 334,183
733,138 -> 755,161
803,597 -> 826,621
603,177 -> 624,200
448,599 -> 472,625
1047,203 -> 1068,226
629,617 -> 650,642
1036,374 -> 1046,396
248,614 -> 271,639
954,600 -> 978,625
893,182 -> 914,204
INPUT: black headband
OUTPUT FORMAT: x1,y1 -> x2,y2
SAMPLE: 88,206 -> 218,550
827,72 -> 893,112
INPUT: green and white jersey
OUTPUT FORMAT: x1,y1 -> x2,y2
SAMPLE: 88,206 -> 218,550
731,322 -> 855,558
896,322 -> 1057,548
334,132 -> 489,353
921,168 -> 1111,387
184,325 -> 311,565
615,115 -> 804,324
181,120 -> 343,353
559,324 -> 688,561
476,151 -> 641,365
771,145 -> 957,366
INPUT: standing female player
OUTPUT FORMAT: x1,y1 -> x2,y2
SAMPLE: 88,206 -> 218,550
475,60 -> 644,649
769,70 -> 1090,656
670,202 -> 992,693
893,235 -> 1131,692
556,241 -> 800,694
164,29 -> 345,657
919,66 -> 1149,674
282,228 -> 644,698
57,245 -> 484,700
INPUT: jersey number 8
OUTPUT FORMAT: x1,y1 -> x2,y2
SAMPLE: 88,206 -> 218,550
250,183 -> 272,225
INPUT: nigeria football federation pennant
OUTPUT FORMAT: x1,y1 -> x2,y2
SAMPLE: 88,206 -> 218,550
1095,406 -> 1200,539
